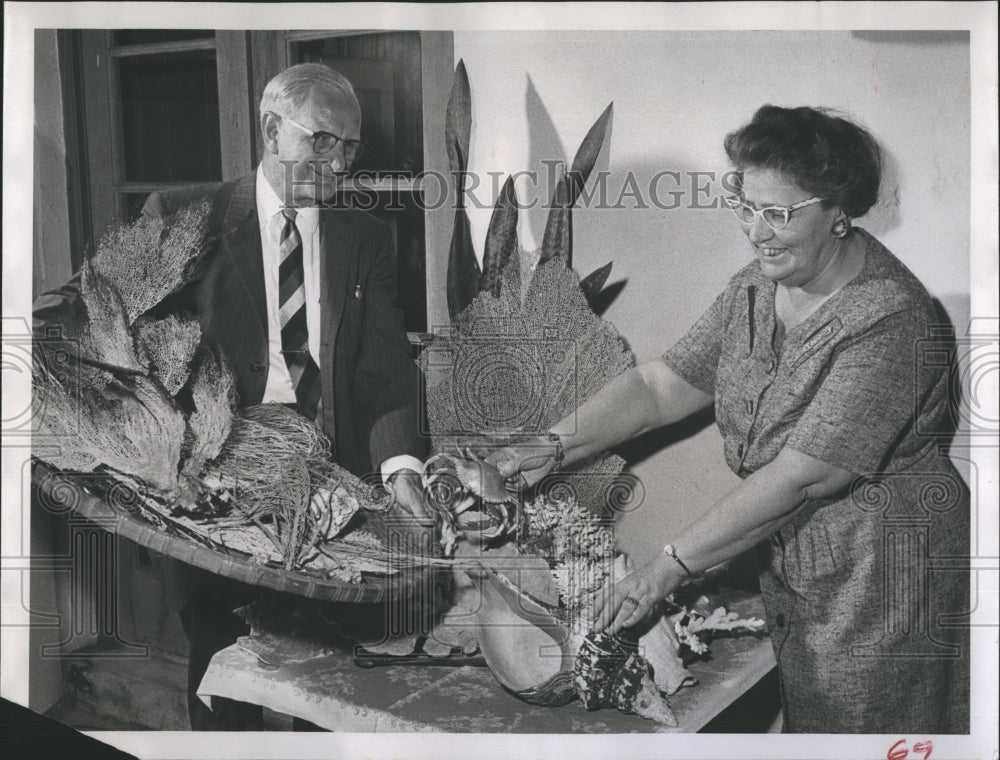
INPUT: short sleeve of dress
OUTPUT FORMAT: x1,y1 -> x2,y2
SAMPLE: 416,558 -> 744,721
785,309 -> 926,475
662,288 -> 728,396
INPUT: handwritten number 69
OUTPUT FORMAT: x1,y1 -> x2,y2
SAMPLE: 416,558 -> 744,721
888,739 -> 934,760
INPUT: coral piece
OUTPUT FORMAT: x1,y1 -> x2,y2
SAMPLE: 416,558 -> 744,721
670,602 -> 766,656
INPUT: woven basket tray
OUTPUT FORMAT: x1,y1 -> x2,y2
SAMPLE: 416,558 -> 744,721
32,462 -> 437,604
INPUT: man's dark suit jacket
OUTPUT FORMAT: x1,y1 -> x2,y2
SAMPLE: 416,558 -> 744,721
35,172 -> 426,477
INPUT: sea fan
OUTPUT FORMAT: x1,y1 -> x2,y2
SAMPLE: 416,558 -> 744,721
182,347 -> 237,478
33,360 -> 110,473
78,259 -> 143,373
91,201 -> 212,325
419,255 -> 634,513
135,313 -> 202,395
33,366 -> 186,493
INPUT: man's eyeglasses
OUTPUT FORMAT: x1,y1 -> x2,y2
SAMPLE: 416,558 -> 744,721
723,196 -> 823,231
279,114 -> 368,161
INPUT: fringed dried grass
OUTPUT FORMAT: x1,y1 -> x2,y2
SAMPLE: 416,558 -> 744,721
92,201 -> 213,325
217,404 -> 330,473
207,404 -> 375,569
135,314 -> 202,395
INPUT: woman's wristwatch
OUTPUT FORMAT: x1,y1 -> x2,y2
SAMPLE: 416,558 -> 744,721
662,543 -> 694,577
546,431 -> 565,472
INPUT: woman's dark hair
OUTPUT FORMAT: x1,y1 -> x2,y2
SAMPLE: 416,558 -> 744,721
724,105 -> 882,218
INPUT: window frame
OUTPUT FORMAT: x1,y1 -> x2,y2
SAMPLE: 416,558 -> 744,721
65,29 -> 453,332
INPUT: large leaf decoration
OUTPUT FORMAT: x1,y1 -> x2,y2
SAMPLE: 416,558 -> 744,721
568,102 -> 613,198
539,173 -> 573,266
588,279 -> 627,318
480,176 -> 520,298
538,103 -> 613,267
445,60 -> 481,322
579,262 -> 613,305
580,261 -> 626,317
445,60 -> 472,175
447,207 -> 480,323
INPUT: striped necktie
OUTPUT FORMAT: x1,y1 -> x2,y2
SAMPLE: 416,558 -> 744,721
278,208 -> 322,422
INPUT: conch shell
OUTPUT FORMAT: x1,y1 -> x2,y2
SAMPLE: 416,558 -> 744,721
465,565 -> 577,706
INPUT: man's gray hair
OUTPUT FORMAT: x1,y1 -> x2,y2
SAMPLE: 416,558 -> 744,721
259,63 -> 356,117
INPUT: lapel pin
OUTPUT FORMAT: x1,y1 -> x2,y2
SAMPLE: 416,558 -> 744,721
354,284 -> 361,299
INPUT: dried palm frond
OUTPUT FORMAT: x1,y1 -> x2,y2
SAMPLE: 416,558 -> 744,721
135,313 -> 202,395
92,201 -> 212,325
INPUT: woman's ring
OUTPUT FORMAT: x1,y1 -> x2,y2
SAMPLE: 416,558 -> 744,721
624,595 -> 642,607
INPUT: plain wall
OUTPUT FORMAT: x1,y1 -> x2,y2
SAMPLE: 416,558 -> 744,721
453,30 -> 971,564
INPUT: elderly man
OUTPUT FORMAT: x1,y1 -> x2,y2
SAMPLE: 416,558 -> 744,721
34,62 -> 431,729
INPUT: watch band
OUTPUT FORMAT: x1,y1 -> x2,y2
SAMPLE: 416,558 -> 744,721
546,431 -> 565,472
663,543 -> 694,577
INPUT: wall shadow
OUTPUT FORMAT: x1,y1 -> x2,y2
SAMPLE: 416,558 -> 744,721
525,75 -> 564,248
613,405 -> 717,468
862,143 -> 903,237
525,74 -> 615,252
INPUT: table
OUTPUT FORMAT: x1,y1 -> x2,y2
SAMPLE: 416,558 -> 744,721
197,592 -> 775,733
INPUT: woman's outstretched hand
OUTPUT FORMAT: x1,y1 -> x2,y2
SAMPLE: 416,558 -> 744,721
485,438 -> 561,489
591,553 -> 685,635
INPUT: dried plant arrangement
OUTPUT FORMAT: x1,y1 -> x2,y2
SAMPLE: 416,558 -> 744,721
32,203 -> 405,590
410,61 -> 769,727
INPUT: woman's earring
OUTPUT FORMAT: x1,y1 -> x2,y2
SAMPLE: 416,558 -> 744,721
832,219 -> 850,239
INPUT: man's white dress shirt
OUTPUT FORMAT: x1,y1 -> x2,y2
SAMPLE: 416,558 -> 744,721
254,166 -> 421,480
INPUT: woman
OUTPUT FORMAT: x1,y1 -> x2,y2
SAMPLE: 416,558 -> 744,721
488,105 -> 969,733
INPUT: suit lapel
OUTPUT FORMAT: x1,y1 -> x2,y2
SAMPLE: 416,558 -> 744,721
218,175 -> 267,334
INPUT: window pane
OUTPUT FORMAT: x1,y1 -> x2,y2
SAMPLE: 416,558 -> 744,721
114,30 -> 215,46
294,33 -> 423,174
119,50 -> 222,183
122,193 -> 151,223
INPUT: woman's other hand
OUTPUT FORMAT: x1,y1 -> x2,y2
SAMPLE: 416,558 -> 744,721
591,553 -> 685,635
